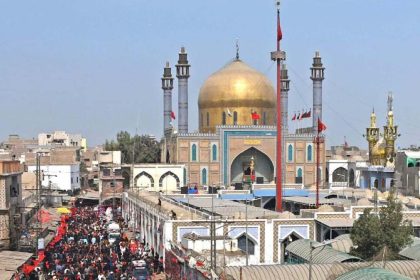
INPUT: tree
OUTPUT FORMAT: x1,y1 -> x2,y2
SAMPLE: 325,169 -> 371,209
350,188 -> 413,260
350,208 -> 382,260
104,131 -> 161,163
379,188 -> 413,259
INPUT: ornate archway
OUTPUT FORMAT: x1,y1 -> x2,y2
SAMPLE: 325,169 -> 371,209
230,147 -> 274,185
134,171 -> 154,189
332,167 -> 348,182
159,171 -> 180,189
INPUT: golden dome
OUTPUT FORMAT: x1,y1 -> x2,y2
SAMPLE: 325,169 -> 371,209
372,138 -> 386,157
198,59 -> 276,133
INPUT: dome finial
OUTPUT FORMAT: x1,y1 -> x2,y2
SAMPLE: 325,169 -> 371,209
235,38 -> 240,60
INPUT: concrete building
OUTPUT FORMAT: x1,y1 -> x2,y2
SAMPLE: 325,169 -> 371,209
26,150 -> 80,194
123,189 -> 420,278
0,160 -> 23,249
132,164 -> 185,193
395,150 -> 420,197
38,131 -> 87,151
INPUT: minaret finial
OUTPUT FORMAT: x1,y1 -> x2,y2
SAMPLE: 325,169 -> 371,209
235,38 -> 240,60
387,91 -> 393,112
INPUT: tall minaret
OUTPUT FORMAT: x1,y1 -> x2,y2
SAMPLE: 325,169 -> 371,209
384,93 -> 398,167
310,51 -> 325,134
161,62 -> 174,135
365,108 -> 380,165
281,63 -> 290,135
176,47 -> 191,134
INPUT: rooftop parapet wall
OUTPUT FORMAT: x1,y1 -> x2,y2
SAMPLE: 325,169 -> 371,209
0,161 -> 22,175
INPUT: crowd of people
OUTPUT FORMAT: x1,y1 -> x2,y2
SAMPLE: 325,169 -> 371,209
15,206 -> 164,280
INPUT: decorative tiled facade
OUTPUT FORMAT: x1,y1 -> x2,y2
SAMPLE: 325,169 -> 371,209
272,219 -> 315,263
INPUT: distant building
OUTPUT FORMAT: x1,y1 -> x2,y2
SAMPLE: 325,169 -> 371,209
358,94 -> 398,191
326,145 -> 367,191
131,164 -> 185,193
38,131 -> 87,151
26,149 -> 81,195
98,151 -> 123,204
0,135 -> 38,162
395,150 -> 420,197
0,160 -> 23,249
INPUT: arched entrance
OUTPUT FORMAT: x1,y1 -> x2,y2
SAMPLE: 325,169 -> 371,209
230,147 -> 274,185
122,170 -> 130,189
281,231 -> 303,264
159,171 -> 180,189
134,171 -> 154,189
332,167 -> 348,182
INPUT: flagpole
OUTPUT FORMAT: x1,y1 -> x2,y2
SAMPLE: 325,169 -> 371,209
315,118 -> 325,208
316,127 -> 320,208
274,3 -> 283,212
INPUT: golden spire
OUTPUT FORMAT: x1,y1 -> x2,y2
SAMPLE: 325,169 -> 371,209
370,108 -> 376,128
387,92 -> 394,127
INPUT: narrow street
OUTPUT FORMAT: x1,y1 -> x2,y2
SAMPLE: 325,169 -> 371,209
15,205 -> 165,280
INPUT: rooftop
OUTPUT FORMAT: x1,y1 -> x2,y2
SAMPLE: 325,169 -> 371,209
223,261 -> 420,280
174,196 -> 284,220
285,239 -> 361,264
0,251 -> 32,280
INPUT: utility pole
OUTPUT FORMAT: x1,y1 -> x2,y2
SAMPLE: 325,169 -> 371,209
245,197 -> 249,266
35,152 -> 42,255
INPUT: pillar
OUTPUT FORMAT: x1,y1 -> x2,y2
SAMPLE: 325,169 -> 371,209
176,47 -> 190,134
310,51 -> 325,134
161,62 -> 174,135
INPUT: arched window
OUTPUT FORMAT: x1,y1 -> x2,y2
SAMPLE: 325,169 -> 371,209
332,167 -> 348,182
287,144 -> 293,162
222,112 -> 227,125
237,234 -> 255,255
297,168 -> 303,178
201,168 -> 207,185
233,111 -> 238,125
307,145 -> 313,162
206,112 -> 210,127
191,144 -> 197,161
262,112 -> 267,125
212,144 -> 217,161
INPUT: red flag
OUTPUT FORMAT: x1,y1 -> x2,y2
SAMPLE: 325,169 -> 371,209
170,111 -> 176,120
318,118 -> 327,133
307,109 -> 311,118
251,112 -> 260,120
291,113 -> 296,121
301,111 -> 307,119
277,10 -> 283,41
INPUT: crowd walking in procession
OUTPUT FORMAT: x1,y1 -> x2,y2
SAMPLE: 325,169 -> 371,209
14,205 -> 164,280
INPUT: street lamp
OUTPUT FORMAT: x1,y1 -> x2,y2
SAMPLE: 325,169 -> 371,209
308,239 -> 338,280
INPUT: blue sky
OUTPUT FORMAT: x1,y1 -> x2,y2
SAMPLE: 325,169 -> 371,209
0,0 -> 419,148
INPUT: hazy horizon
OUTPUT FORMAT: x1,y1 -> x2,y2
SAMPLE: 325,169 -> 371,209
1,0 -> 419,149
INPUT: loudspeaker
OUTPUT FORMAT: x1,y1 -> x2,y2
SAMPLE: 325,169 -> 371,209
180,186 -> 188,194
256,177 -> 264,184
